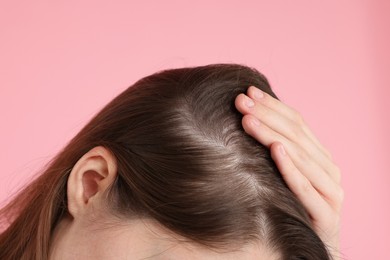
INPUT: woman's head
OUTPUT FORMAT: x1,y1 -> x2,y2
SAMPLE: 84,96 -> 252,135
0,64 -> 332,259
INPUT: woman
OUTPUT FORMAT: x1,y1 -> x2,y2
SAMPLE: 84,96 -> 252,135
0,64 -> 343,259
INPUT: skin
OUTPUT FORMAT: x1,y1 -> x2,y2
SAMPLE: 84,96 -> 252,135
234,86 -> 343,259
49,86 -> 343,259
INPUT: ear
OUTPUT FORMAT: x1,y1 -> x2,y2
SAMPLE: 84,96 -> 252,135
66,146 -> 117,218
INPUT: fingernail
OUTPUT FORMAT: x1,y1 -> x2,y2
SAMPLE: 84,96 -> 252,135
251,118 -> 260,126
253,87 -> 264,100
279,145 -> 286,156
245,97 -> 255,107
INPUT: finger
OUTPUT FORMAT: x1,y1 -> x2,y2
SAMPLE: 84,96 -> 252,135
269,142 -> 334,225
242,115 -> 343,209
235,92 -> 326,158
246,85 -> 297,121
236,93 -> 340,184
271,142 -> 342,251
236,93 -> 298,142
246,86 -> 333,161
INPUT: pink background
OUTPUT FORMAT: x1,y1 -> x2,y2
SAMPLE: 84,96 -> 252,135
0,1 -> 389,259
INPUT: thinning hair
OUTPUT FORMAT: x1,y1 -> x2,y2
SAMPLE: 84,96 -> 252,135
0,63 -> 332,259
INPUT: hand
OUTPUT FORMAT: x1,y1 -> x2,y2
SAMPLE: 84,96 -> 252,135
234,86 -> 343,258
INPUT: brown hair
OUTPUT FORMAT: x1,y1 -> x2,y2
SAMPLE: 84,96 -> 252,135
0,63 -> 332,259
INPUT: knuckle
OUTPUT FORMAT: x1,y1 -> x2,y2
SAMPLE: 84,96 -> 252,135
324,149 -> 333,160
337,187 -> 345,203
333,165 -> 342,182
242,116 -> 256,133
292,109 -> 304,125
330,187 -> 344,212
298,178 -> 312,195
290,124 -> 304,140
322,214 -> 340,230
334,165 -> 341,176
296,148 -> 309,163
261,106 -> 272,119
315,207 -> 339,226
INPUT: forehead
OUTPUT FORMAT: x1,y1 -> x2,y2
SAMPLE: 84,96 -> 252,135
95,218 -> 281,260
141,243 -> 281,260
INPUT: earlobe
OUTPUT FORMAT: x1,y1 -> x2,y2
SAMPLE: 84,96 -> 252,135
66,146 -> 117,218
